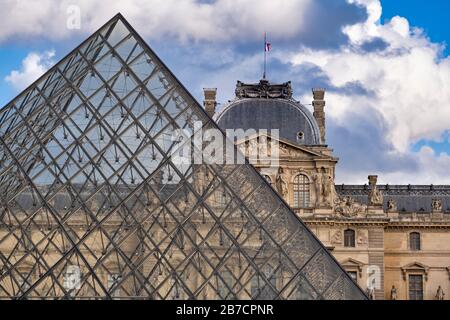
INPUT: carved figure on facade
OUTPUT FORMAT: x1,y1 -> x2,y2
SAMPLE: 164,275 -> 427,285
432,199 -> 443,212
357,230 -> 368,244
331,230 -> 342,244
235,79 -> 293,99
366,286 -> 375,300
314,168 -> 333,207
368,175 -> 383,206
334,196 -> 365,217
276,167 -> 289,198
387,199 -> 397,211
279,143 -> 290,156
390,285 -> 397,300
436,286 -> 445,300
244,139 -> 259,158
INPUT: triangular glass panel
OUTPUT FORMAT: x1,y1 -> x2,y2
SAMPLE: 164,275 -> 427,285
0,14 -> 366,300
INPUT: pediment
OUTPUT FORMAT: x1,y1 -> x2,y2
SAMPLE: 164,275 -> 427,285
402,262 -> 429,271
401,262 -> 430,280
235,132 -> 332,160
340,258 -> 364,272
341,258 -> 364,268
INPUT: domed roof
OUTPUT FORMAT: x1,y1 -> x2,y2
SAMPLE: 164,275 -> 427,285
215,80 -> 322,145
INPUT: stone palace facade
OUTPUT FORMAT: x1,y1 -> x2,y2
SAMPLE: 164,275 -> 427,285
206,80 -> 450,300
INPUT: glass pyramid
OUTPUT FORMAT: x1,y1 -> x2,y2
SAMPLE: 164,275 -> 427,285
0,14 -> 366,300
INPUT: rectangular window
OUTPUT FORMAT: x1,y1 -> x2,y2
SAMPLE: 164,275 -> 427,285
409,232 -> 421,251
408,275 -> 423,300
344,230 -> 355,247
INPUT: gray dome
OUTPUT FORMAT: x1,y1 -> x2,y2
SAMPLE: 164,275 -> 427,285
215,98 -> 321,145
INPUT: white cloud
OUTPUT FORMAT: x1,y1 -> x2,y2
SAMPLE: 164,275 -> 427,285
291,0 -> 450,154
380,147 -> 450,184
5,50 -> 55,92
0,0 -> 311,43
1,0 -> 449,184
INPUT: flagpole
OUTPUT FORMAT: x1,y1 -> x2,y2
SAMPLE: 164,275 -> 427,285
263,32 -> 267,79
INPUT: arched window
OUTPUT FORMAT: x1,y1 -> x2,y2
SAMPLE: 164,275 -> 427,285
344,229 -> 355,247
409,232 -> 421,251
293,174 -> 310,208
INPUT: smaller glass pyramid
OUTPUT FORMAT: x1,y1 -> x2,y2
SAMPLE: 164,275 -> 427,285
0,14 -> 367,300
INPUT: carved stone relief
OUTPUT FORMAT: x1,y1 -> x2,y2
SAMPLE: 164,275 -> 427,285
432,199 -> 443,212
334,196 -> 366,217
387,199 -> 397,212
331,230 -> 342,244
357,230 -> 368,244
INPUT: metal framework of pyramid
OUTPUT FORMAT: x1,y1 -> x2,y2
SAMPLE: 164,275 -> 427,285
0,14 -> 366,300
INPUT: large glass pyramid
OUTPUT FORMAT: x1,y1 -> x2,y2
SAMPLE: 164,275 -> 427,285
0,14 -> 366,300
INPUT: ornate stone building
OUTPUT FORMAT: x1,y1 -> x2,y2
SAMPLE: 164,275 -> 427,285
208,80 -> 450,300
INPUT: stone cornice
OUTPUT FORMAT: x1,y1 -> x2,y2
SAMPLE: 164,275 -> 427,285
385,222 -> 450,229
385,250 -> 450,256
303,217 -> 390,227
336,184 -> 450,196
385,266 -> 449,271
302,216 -> 450,228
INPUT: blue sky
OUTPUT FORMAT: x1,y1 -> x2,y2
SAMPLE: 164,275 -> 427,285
0,0 -> 449,184
381,0 -> 450,56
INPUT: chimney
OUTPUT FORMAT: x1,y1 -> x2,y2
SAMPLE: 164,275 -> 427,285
203,88 -> 217,118
368,175 -> 378,186
312,88 -> 326,144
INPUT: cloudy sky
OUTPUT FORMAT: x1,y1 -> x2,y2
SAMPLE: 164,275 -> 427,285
0,0 -> 449,184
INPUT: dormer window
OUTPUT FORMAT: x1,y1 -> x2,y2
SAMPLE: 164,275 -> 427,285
297,131 -> 304,142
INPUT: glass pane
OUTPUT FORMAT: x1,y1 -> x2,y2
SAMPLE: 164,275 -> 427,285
0,15 -> 366,300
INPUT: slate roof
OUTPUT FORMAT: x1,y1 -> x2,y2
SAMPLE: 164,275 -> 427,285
215,98 -> 322,146
336,185 -> 450,213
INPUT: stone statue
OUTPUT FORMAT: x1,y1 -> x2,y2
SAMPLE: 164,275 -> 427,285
245,139 -> 258,158
276,167 -> 289,198
366,286 -> 375,300
257,136 -> 267,158
313,173 -> 323,205
368,175 -> 383,206
390,285 -> 397,300
323,169 -> 333,201
436,286 -> 445,300
432,199 -> 443,212
387,199 -> 397,211
314,168 -> 333,206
